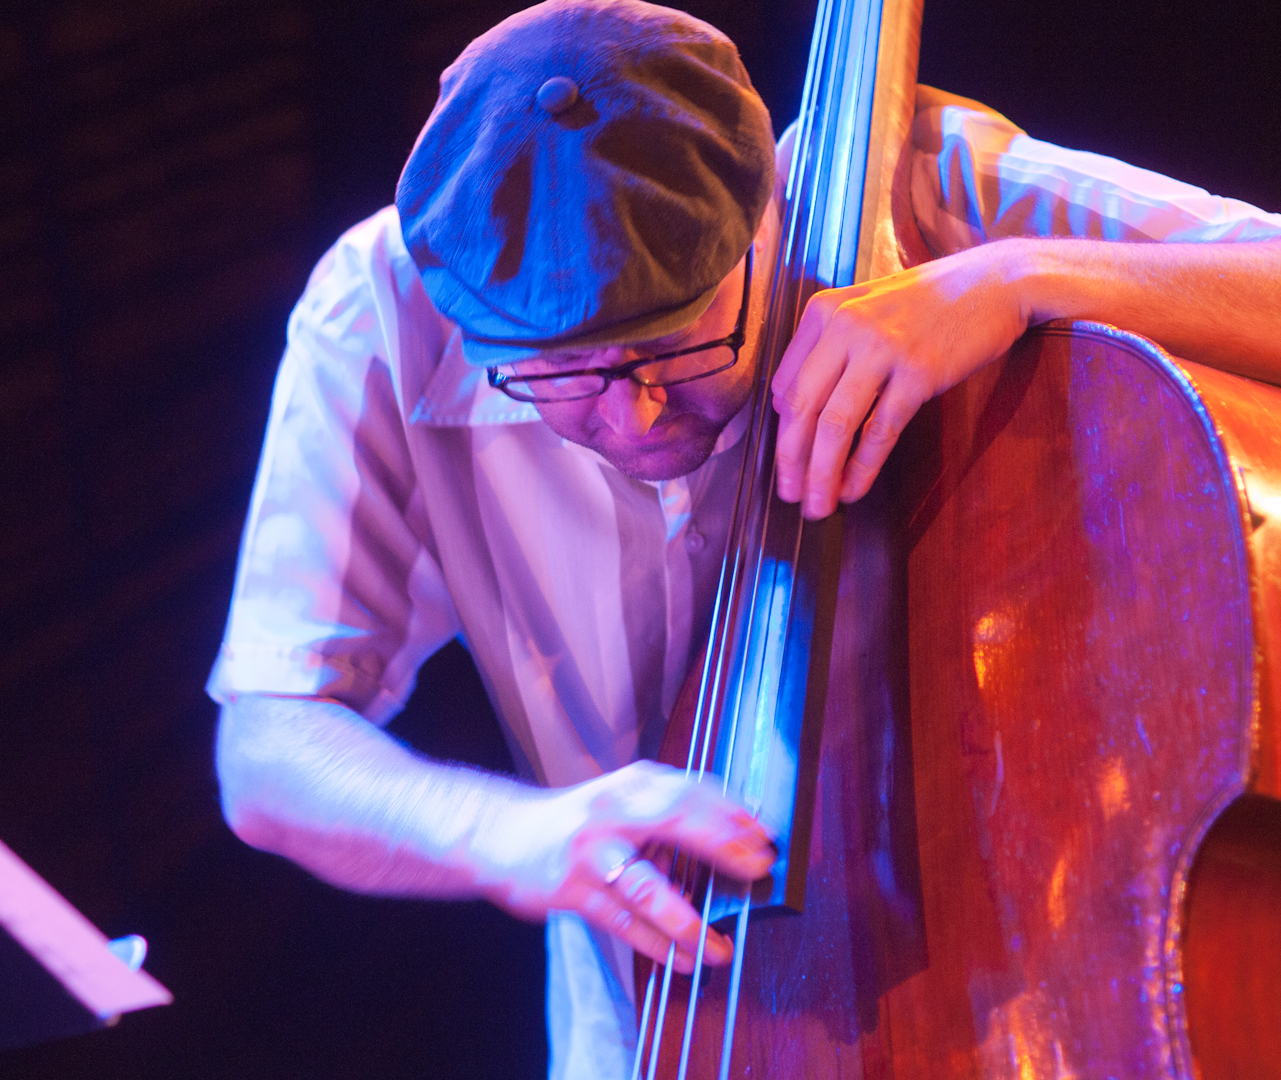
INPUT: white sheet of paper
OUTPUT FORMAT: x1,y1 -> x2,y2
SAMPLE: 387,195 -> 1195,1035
0,840 -> 172,1018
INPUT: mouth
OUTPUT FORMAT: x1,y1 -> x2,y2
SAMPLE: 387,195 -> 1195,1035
608,410 -> 696,451
591,411 -> 724,481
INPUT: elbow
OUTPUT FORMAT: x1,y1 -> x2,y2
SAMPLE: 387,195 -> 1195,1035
215,699 -> 292,854
222,800 -> 297,857
212,698 -> 390,891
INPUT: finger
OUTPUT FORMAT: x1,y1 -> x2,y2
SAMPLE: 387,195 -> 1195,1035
594,839 -> 639,885
630,785 -> 776,883
838,373 -> 929,503
578,883 -> 698,973
611,859 -> 734,967
771,302 -> 826,404
587,763 -> 774,881
772,332 -> 850,505
771,284 -> 871,403
775,307 -> 891,510
771,302 -> 842,503
801,360 -> 885,519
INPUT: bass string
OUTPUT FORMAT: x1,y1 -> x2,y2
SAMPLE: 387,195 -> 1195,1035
632,393 -> 764,1080
631,954 -> 658,1080
639,859 -> 695,1080
789,0 -> 845,324
681,413 -> 812,1078
697,0 -> 841,821
671,520 -> 772,1079
633,0 -> 849,1066
644,382 -> 772,1080
634,233 -> 783,1073
696,0 -> 845,1065
674,164 -> 826,1077
716,899 -> 754,1080
633,258 -> 781,1080
636,461 -> 764,1080
712,461 -> 815,1067
781,0 -> 836,285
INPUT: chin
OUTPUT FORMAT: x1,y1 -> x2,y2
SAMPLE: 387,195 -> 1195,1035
599,429 -> 720,481
535,401 -> 738,482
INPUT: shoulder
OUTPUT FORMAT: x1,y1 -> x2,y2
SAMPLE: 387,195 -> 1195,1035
283,209 -> 460,400
908,88 -> 1281,250
293,207 -> 445,342
910,85 -> 1024,154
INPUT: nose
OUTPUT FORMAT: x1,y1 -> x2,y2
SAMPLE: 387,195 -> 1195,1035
596,376 -> 668,438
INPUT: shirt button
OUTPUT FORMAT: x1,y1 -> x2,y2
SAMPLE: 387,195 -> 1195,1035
685,528 -> 705,553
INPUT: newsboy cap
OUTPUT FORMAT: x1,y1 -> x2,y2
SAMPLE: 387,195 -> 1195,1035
395,0 -> 776,366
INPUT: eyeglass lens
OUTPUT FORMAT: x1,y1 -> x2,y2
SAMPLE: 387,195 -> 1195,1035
500,344 -> 738,402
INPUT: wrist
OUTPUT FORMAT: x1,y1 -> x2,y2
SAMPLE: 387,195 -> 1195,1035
989,237 -> 1062,329
463,777 -> 559,899
999,236 -> 1118,330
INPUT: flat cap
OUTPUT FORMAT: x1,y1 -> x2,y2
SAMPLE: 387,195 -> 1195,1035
395,0 -> 775,365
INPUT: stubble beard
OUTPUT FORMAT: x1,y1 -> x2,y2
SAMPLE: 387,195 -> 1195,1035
599,421 -> 723,481
544,408 -> 727,482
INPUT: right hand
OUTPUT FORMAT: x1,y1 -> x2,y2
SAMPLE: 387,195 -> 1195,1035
470,761 -> 775,973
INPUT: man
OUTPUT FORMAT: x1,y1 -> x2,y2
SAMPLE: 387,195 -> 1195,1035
209,1 -> 1281,1076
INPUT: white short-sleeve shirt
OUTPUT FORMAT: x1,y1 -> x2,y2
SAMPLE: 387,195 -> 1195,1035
208,104 -> 1281,1080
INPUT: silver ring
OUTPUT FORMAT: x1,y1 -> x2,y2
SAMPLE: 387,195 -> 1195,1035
602,850 -> 642,886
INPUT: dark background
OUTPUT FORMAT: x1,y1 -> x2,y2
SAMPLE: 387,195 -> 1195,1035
1,1 -> 1277,1077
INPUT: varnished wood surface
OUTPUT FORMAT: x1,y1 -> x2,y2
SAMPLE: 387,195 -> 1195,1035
854,0 -> 926,282
1162,358 -> 1281,1080
643,323 -> 1281,1077
1183,795 -> 1281,1080
877,323 -> 1276,1077
1171,358 -> 1281,799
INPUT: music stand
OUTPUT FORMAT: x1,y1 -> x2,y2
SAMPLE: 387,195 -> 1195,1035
0,840 -> 171,1051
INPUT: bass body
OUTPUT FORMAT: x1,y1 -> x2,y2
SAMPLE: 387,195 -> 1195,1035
647,321 -> 1281,1078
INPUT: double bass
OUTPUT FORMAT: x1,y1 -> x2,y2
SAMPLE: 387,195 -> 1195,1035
635,0 -> 1281,1076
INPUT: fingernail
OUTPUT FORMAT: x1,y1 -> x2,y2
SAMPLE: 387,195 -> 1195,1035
705,932 -> 732,964
744,840 -> 777,868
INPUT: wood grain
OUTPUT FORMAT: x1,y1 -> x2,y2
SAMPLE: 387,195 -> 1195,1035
643,323 -> 1281,1077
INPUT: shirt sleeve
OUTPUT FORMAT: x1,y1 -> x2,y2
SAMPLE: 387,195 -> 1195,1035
207,213 -> 462,725
910,97 -> 1281,257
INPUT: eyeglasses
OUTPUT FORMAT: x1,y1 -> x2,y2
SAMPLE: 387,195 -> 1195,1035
488,248 -> 753,403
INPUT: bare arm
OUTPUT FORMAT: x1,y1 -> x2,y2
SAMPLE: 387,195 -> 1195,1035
772,236 -> 1281,518
216,694 -> 773,971
1022,238 -> 1281,382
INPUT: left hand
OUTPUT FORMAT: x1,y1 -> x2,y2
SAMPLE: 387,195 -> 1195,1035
771,242 -> 1031,518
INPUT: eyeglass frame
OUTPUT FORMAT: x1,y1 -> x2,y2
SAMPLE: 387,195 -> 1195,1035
487,246 -> 754,403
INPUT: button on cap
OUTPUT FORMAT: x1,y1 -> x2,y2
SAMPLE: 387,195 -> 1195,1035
536,76 -> 580,115
685,528 -> 705,553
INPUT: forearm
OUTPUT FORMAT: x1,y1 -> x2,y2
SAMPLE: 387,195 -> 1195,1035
215,693 -> 532,898
1007,236 -> 1281,385
215,692 -> 775,971
773,233 -> 1281,515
